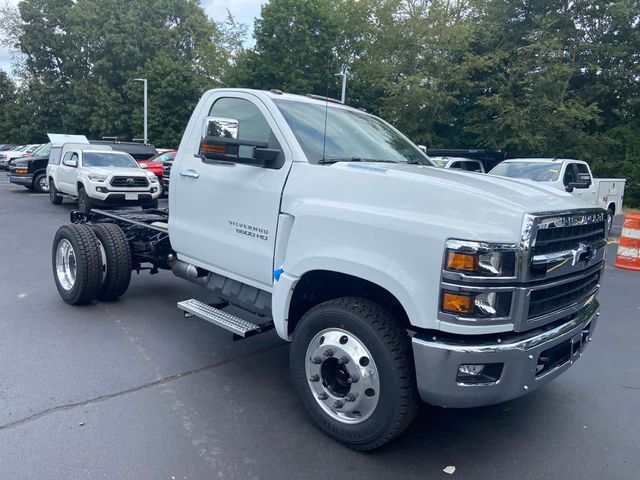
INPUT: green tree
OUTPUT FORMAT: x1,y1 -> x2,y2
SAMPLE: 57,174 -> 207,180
228,0 -> 354,97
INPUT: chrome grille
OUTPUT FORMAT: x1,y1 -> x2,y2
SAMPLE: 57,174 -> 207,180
110,176 -> 149,187
533,221 -> 606,256
528,270 -> 600,318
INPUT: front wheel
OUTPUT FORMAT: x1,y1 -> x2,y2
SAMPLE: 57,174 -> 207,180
78,187 -> 92,214
49,179 -> 63,204
290,297 -> 419,451
33,173 -> 49,193
607,208 -> 614,236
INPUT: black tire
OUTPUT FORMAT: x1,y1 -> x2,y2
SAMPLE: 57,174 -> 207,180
33,173 -> 49,193
49,179 -> 63,204
91,223 -> 132,300
607,208 -> 614,236
143,199 -> 159,209
78,186 -> 92,214
290,297 -> 419,451
52,224 -> 103,305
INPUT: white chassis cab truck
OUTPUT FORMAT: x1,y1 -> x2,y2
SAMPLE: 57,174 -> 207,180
51,89 -> 606,450
489,158 -> 626,232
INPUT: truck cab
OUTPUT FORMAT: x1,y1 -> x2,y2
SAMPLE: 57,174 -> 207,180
51,89 -> 607,450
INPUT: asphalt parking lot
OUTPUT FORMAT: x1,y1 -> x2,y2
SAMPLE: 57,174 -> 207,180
0,175 -> 638,480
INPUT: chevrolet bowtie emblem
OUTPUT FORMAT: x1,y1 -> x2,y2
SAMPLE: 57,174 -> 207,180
571,243 -> 594,266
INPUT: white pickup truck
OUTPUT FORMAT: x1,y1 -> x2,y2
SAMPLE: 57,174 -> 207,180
51,89 -> 606,450
47,137 -> 161,213
489,158 -> 625,232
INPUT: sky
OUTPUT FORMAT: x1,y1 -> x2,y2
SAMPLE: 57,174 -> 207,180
0,0 -> 265,76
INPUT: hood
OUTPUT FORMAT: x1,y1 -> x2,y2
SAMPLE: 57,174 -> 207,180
85,166 -> 148,176
283,161 -> 597,244
380,163 -> 586,212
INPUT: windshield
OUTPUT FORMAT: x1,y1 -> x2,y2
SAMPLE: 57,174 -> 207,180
153,151 -> 176,163
82,151 -> 138,168
490,162 -> 560,182
274,99 -> 430,165
31,143 -> 51,157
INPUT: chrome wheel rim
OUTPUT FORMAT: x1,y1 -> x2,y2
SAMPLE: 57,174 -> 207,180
39,176 -> 49,192
97,238 -> 107,283
607,213 -> 613,235
305,328 -> 380,424
55,239 -> 77,290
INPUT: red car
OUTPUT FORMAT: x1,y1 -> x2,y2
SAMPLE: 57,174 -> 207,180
136,150 -> 176,191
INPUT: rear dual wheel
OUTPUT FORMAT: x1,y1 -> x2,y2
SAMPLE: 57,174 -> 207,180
290,297 -> 419,451
52,223 -> 131,304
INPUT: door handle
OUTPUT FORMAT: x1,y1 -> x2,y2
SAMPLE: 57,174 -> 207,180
180,169 -> 200,179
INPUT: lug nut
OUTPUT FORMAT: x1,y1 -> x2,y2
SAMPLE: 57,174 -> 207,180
333,400 -> 344,409
309,374 -> 320,382
345,393 -> 358,402
311,356 -> 322,364
323,349 -> 334,357
337,356 -> 349,365
318,392 -> 328,400
347,374 -> 359,384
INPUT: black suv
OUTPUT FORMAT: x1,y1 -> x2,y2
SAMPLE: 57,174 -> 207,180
7,143 -> 52,193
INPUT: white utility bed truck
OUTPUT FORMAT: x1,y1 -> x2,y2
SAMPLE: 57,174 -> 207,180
51,89 -> 606,450
489,158 -> 625,232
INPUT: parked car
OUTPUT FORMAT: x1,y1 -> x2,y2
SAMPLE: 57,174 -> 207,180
7,142 -> 53,192
0,144 -> 39,168
0,143 -> 18,151
136,150 -> 175,182
429,156 -> 485,173
47,140 -> 161,213
489,158 -> 626,232
52,88 -> 606,450
137,150 -> 176,194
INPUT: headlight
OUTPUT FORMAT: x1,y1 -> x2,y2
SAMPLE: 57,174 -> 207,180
441,290 -> 512,318
147,174 -> 159,183
13,161 -> 28,168
88,174 -> 107,182
444,240 -> 516,277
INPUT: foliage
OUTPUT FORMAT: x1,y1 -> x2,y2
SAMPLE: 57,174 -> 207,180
0,0 -> 639,205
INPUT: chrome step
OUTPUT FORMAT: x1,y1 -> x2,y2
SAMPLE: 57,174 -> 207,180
177,299 -> 268,338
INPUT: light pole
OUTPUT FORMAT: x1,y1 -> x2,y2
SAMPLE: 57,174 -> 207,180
334,69 -> 347,104
134,78 -> 148,144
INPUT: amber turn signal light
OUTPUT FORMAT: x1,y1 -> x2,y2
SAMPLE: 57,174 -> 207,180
200,142 -> 226,154
442,292 -> 474,314
446,251 -> 477,272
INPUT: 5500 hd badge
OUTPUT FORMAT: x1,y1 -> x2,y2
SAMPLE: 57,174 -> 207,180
228,220 -> 269,241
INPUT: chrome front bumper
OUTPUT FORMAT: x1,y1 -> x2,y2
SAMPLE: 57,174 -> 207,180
412,299 -> 599,408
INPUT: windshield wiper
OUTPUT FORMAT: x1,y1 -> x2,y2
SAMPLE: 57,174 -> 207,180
321,157 -> 399,165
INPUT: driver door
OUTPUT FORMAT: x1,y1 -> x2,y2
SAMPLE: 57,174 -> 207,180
170,92 -> 293,289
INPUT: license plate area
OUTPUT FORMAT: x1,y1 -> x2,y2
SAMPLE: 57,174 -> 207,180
125,193 -> 138,200
536,321 -> 592,377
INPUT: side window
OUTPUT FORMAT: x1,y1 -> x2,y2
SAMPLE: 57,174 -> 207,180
464,161 -> 482,172
576,163 -> 590,175
62,151 -> 73,163
449,161 -> 462,169
49,147 -> 62,165
209,97 -> 273,145
563,163 -> 578,185
71,153 -> 79,163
